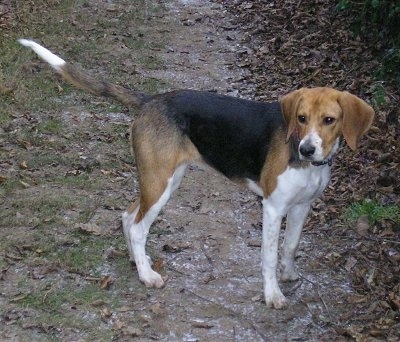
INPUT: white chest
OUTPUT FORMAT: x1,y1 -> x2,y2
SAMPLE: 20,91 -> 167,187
270,165 -> 331,208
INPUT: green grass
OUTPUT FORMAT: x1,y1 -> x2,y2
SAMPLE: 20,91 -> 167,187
140,77 -> 166,94
0,101 -> 14,126
347,199 -> 400,228
21,152 -> 72,169
0,178 -> 23,196
336,0 -> 400,86
57,246 -> 101,275
17,282 -> 114,333
372,83 -> 388,107
51,173 -> 100,189
37,118 -> 63,134
0,0 -> 171,339
0,227 -> 132,339
0,4 -> 77,114
0,1 -> 167,126
0,190 -> 91,227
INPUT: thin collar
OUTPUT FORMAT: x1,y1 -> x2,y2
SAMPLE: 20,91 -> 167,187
311,155 -> 335,167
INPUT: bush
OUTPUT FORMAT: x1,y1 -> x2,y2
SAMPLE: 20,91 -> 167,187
336,0 -> 400,84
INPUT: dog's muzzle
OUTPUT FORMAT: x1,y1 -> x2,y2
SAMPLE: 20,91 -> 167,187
299,141 -> 316,159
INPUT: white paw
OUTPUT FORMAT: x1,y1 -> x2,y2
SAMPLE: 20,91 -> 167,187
264,289 -> 288,309
281,268 -> 299,282
139,269 -> 166,288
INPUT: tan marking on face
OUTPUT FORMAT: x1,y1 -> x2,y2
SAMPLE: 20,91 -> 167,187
281,87 -> 374,161
296,88 -> 343,160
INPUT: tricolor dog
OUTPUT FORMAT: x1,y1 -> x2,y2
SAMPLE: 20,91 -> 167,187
19,39 -> 374,309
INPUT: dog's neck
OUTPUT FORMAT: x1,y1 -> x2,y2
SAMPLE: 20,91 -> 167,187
311,156 -> 335,167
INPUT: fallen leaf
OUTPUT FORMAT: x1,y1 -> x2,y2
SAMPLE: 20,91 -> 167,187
191,321 -> 214,329
251,294 -> 263,302
17,139 -> 32,150
325,252 -> 341,261
75,223 -> 106,236
162,241 -> 191,253
66,169 -> 82,176
100,307 -> 112,320
105,247 -> 127,259
30,268 -> 46,280
152,258 -> 164,273
247,239 -> 261,247
19,180 -> 30,188
9,294 -> 29,302
0,84 -> 14,95
123,327 -> 142,337
113,320 -> 124,331
1,267 -> 9,280
100,169 -> 113,175
21,322 -> 54,332
150,302 -> 165,315
347,295 -> 368,304
203,273 -> 215,284
198,201 -> 214,214
100,275 -> 113,289
116,306 -> 132,312
91,299 -> 107,307
19,161 -> 28,169
344,256 -> 358,271
389,292 -> 400,310
355,215 -> 370,236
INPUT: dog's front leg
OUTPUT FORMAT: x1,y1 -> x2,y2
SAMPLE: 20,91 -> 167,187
280,203 -> 310,281
261,198 -> 287,309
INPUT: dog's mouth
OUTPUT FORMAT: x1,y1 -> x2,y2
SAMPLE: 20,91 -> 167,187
298,136 -> 340,164
298,145 -> 334,166
298,144 -> 338,166
299,155 -> 317,162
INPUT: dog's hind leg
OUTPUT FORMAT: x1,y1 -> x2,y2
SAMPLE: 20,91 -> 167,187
122,163 -> 187,288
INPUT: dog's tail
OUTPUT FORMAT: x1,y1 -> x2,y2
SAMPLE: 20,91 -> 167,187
18,39 -> 149,108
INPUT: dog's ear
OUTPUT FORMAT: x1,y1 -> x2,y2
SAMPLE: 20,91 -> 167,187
338,92 -> 375,151
280,89 -> 304,142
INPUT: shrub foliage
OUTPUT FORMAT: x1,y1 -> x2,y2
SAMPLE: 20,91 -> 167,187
337,0 -> 400,84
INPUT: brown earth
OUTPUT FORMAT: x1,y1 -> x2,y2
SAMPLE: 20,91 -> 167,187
0,0 -> 399,341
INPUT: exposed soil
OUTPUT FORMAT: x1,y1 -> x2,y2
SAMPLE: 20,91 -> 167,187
0,0 -> 399,341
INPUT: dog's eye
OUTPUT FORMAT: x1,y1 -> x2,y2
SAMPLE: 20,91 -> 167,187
297,115 -> 307,124
323,117 -> 336,125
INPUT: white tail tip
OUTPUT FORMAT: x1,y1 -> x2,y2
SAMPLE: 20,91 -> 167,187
18,39 -> 66,70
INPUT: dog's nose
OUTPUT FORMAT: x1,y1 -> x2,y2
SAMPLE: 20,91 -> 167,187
299,142 -> 316,157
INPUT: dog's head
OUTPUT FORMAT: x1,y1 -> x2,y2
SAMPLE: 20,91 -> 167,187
280,87 -> 375,163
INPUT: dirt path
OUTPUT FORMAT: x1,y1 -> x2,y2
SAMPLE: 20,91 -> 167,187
1,0 -> 398,341
116,4 -> 339,340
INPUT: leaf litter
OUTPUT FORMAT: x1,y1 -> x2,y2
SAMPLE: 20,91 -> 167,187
0,0 -> 399,341
216,1 -> 399,338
